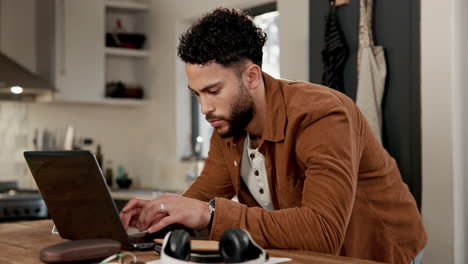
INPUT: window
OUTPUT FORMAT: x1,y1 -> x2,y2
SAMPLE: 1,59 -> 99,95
251,3 -> 280,78
189,4 -> 280,159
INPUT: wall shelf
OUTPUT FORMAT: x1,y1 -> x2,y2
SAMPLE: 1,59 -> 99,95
51,98 -> 149,107
105,47 -> 150,58
105,0 -> 149,12
105,0 -> 150,107
100,97 -> 149,106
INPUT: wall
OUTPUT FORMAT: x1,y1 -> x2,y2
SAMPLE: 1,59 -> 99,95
454,0 -> 468,262
457,0 -> 468,261
0,0 -> 36,72
277,0 -> 309,81
421,0 -> 467,263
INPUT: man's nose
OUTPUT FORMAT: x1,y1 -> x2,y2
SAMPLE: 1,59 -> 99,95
200,99 -> 214,115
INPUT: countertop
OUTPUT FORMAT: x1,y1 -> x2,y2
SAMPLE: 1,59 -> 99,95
0,220 -> 384,264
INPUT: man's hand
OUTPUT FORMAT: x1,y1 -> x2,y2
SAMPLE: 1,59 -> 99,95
119,193 -> 211,233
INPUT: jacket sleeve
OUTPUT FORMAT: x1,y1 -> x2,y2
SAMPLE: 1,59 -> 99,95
209,106 -> 359,254
182,131 -> 236,202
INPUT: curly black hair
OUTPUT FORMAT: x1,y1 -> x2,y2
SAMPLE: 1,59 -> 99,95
177,7 -> 267,68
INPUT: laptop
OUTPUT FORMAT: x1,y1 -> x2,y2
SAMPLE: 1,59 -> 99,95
24,150 -> 177,250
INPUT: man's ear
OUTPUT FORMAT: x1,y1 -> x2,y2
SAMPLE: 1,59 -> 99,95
244,64 -> 262,90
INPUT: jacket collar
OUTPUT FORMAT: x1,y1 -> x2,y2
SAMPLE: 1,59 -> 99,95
261,72 -> 287,142
225,72 -> 287,146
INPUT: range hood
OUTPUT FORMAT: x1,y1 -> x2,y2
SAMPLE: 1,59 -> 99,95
0,51 -> 55,100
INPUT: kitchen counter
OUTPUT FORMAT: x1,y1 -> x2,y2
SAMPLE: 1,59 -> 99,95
111,189 -> 161,200
110,188 -> 181,212
110,188 -> 181,200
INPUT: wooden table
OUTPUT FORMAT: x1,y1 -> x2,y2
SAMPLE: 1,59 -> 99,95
0,220 -> 382,264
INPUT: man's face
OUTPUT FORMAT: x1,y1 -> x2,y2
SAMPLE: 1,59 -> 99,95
186,62 -> 254,138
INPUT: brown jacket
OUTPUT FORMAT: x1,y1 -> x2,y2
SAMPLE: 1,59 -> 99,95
183,73 -> 427,264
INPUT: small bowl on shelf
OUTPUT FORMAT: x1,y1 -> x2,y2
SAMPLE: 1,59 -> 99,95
106,33 -> 146,50
116,178 -> 132,189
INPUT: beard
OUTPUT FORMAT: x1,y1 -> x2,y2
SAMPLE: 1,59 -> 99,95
206,81 -> 254,138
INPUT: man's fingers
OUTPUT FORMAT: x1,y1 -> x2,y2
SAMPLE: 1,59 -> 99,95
125,208 -> 141,229
121,198 -> 138,213
120,208 -> 140,229
130,217 -> 139,229
147,215 -> 179,233
136,202 -> 158,231
121,198 -> 149,213
120,211 -> 131,229
138,201 -> 165,231
127,195 -> 209,231
143,213 -> 168,231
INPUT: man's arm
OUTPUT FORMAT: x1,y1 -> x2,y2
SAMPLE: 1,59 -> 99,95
182,131 -> 236,201
208,107 -> 359,254
120,131 -> 235,232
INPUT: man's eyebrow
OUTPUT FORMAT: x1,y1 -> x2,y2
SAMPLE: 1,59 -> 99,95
187,82 -> 222,93
187,86 -> 197,94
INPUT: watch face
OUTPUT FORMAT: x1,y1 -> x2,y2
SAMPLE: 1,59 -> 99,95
209,199 -> 215,211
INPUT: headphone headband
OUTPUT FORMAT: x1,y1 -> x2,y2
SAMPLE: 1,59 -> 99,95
160,229 -> 267,263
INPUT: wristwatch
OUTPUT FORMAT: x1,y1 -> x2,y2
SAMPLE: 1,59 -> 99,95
208,199 -> 215,231
208,199 -> 216,213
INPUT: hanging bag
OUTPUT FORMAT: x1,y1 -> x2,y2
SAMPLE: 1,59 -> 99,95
356,0 -> 387,144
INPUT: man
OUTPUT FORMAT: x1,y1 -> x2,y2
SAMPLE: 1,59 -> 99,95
120,7 -> 427,263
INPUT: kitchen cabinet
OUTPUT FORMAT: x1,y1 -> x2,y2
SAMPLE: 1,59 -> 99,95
38,0 -> 151,105
52,0 -> 105,103
1,0 -> 151,105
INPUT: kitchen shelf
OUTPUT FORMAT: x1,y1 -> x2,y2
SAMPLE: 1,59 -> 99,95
51,98 -> 148,106
105,47 -> 150,58
100,97 -> 149,106
105,0 -> 149,11
104,0 -> 150,107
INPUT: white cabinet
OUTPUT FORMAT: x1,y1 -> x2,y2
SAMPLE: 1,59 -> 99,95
41,0 -> 150,105
53,0 -> 105,103
1,0 -> 151,105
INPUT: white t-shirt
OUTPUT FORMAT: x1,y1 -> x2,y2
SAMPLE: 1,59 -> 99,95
240,134 -> 274,211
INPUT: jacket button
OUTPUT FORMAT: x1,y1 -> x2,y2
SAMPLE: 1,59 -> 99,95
259,188 -> 264,194
250,153 -> 255,159
234,161 -> 238,167
254,170 -> 259,176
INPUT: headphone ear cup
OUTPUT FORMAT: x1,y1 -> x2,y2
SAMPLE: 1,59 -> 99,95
164,229 -> 191,261
219,229 -> 252,263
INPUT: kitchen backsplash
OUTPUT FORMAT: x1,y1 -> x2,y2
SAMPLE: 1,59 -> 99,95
0,101 -> 151,190
0,103 -> 33,188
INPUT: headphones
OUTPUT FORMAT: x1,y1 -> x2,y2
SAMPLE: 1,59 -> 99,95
160,229 -> 268,263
